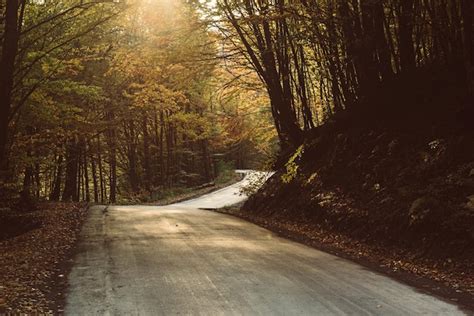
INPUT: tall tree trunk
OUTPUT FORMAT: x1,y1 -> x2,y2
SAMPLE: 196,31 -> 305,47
373,1 -> 393,80
126,120 -> 139,193
152,109 -> 160,186
461,0 -> 474,95
221,0 -> 302,147
142,114 -> 151,191
107,117 -> 117,203
338,0 -> 362,101
160,111 -> 165,184
62,137 -> 79,202
77,148 -> 82,201
109,154 -> 116,203
200,139 -> 212,182
97,137 -> 105,203
399,0 -> 416,73
83,144 -> 90,202
89,141 -> 99,203
50,155 -> 63,201
360,0 -> 380,89
166,118 -> 173,186
20,151 -> 33,202
0,0 -> 20,171
34,162 -> 40,198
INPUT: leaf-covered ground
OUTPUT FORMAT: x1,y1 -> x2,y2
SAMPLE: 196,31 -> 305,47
0,202 -> 88,314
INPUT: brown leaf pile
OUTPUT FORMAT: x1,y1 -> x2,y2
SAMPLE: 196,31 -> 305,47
0,202 -> 88,314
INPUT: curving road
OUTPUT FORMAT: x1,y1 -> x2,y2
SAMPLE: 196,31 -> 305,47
65,171 -> 465,315
172,170 -> 273,209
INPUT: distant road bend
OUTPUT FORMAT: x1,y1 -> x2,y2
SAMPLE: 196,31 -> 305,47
65,170 -> 466,315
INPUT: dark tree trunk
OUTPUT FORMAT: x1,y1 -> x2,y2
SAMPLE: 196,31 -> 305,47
20,153 -> 33,202
83,144 -> 90,202
160,111 -> 165,184
166,119 -> 173,186
106,117 -> 117,203
399,0 -> 416,73
360,0 -> 380,90
77,148 -> 82,201
109,153 -> 116,203
62,138 -> 79,202
50,155 -> 63,201
373,1 -> 393,80
200,139 -> 212,182
152,109 -> 160,186
338,0 -> 362,101
126,120 -> 139,193
461,0 -> 474,95
142,114 -> 151,191
0,0 -> 20,171
221,0 -> 302,147
34,162 -> 40,198
89,142 -> 99,203
97,137 -> 105,203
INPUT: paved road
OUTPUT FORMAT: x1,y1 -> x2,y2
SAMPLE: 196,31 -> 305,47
173,170 -> 273,209
65,172 -> 465,315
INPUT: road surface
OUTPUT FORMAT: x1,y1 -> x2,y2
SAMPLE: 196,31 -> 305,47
172,170 -> 272,209
65,171 -> 465,315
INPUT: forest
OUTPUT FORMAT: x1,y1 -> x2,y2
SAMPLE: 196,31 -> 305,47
0,0 -> 279,205
0,0 -> 473,313
1,0 -> 472,205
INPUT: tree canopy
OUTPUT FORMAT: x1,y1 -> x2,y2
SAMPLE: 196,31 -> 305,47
0,0 -> 472,203
0,0 -> 277,203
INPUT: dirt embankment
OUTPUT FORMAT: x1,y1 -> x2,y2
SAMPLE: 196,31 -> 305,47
230,126 -> 474,308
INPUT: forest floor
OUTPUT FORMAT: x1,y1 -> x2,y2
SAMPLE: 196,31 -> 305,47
0,202 -> 88,314
222,126 -> 474,310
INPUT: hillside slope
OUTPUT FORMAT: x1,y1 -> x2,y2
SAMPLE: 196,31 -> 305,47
233,125 -> 474,306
